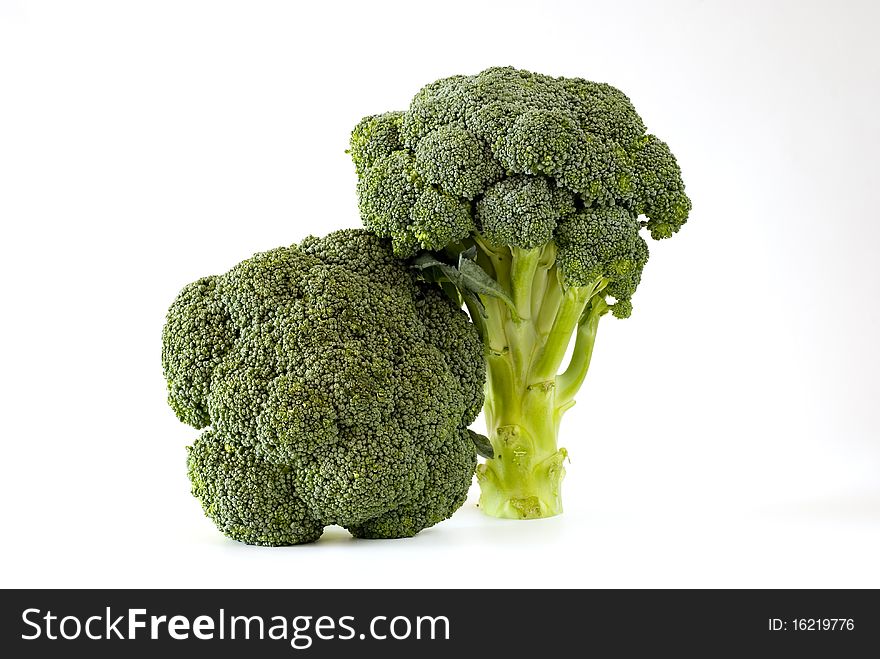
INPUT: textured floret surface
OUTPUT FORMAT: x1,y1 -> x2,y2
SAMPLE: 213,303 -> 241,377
163,229 -> 484,544
350,67 -> 692,311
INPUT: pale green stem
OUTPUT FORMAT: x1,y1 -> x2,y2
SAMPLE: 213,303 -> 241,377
557,297 -> 607,408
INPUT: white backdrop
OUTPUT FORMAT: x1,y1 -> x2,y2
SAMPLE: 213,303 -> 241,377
1,0 -> 878,588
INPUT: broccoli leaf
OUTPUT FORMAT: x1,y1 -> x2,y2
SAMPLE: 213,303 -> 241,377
411,249 -> 517,318
468,429 -> 494,459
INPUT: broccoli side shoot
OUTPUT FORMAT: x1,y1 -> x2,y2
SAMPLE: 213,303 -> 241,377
350,67 -> 691,519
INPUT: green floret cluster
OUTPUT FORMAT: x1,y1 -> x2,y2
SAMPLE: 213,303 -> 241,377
162,229 -> 484,545
555,206 -> 649,318
350,67 -> 691,519
350,66 -> 690,314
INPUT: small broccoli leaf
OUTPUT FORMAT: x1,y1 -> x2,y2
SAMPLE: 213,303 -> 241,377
460,244 -> 478,262
456,256 -> 517,317
411,249 -> 517,318
462,290 -> 488,318
411,252 -> 461,284
468,429 -> 494,459
411,252 -> 449,271
416,264 -> 445,285
440,281 -> 463,307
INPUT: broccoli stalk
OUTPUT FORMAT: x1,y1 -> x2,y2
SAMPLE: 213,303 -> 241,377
447,240 -> 605,518
350,67 -> 691,519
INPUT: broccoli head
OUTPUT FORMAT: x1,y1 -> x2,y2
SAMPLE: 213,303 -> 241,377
162,229 -> 485,544
350,68 -> 691,519
350,67 -> 689,311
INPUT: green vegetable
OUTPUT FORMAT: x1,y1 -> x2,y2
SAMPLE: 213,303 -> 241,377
162,229 -> 485,544
350,67 -> 691,519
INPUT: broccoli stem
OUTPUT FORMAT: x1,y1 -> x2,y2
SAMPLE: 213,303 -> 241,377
475,243 -> 606,519
558,296 -> 606,406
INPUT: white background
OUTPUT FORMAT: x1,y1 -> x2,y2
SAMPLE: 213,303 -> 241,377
1,0 -> 878,588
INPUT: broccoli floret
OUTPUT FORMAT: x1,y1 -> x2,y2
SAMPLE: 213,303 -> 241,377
347,427 -> 478,539
477,175 -> 569,249
161,276 -> 235,428
350,67 -> 691,519
186,431 -> 323,546
163,229 -> 484,544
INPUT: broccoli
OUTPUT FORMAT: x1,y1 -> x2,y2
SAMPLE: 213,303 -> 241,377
350,67 -> 691,519
162,229 -> 485,544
